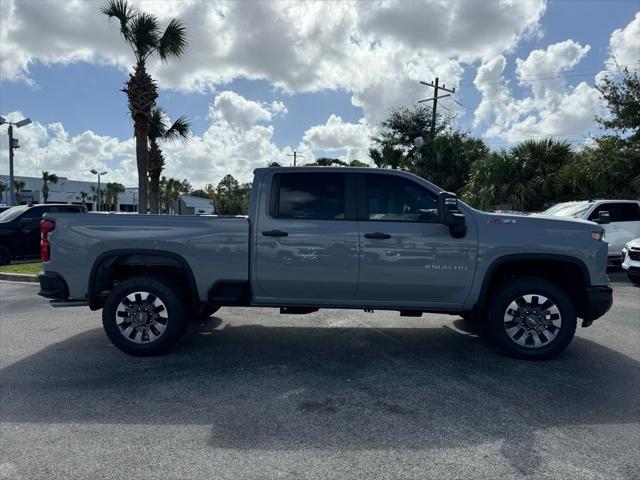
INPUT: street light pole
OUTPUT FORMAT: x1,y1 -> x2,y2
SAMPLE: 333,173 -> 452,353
90,169 -> 108,211
1,115 -> 32,206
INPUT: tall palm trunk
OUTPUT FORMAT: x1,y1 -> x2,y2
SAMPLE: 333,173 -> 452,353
42,182 -> 49,203
148,140 -> 164,214
123,62 -> 157,214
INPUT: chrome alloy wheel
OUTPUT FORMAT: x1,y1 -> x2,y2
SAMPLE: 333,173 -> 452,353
503,294 -> 562,348
116,291 -> 169,344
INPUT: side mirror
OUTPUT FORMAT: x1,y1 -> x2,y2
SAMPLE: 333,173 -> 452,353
437,191 -> 466,238
595,211 -> 611,225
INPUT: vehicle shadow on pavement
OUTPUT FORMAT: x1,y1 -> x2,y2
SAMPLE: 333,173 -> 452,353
1,317 -> 638,476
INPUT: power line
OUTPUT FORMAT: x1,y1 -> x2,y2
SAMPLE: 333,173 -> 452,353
418,77 -> 456,138
456,61 -> 639,87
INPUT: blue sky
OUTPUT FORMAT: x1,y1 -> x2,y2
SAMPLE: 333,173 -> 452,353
0,0 -> 638,186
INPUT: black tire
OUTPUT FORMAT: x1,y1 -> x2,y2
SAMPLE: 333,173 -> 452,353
0,246 -> 11,266
486,277 -> 577,360
102,275 -> 188,356
627,274 -> 640,285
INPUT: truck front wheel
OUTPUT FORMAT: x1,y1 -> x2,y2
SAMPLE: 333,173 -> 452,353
102,275 -> 188,356
487,278 -> 577,360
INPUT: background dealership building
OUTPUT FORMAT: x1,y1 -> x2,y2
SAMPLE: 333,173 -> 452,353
0,175 -> 214,215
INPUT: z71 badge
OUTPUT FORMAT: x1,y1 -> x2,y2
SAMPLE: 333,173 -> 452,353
488,218 -> 517,224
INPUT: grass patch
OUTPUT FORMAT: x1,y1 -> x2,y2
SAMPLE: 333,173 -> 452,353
0,262 -> 42,275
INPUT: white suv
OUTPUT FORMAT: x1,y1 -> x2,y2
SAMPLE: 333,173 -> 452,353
544,200 -> 640,265
622,239 -> 640,284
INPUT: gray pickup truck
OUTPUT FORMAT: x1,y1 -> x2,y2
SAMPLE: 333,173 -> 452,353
38,167 -> 613,359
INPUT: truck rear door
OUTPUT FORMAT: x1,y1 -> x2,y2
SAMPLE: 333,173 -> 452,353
254,172 -> 359,300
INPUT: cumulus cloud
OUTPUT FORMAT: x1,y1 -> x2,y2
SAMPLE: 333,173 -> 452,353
1,0 -> 547,128
0,91 -> 296,188
303,115 -> 371,160
607,12 -> 640,69
209,91 -> 286,130
473,39 -> 605,143
516,40 -> 591,102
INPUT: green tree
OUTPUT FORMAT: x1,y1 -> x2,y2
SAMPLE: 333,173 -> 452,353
462,139 -> 573,211
597,66 -> 640,144
77,191 -> 89,207
41,171 -> 59,204
206,175 -> 251,215
556,66 -> 640,199
305,157 -> 345,167
103,182 -> 125,211
559,136 -> 640,199
148,107 -> 190,214
159,177 -> 191,214
461,151 -> 513,211
369,104 -> 486,193
13,180 -> 25,204
102,0 -> 187,214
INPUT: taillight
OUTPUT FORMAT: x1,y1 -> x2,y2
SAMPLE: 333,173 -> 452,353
40,219 -> 55,262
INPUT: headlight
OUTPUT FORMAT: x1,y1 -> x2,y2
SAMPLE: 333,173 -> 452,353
592,231 -> 604,241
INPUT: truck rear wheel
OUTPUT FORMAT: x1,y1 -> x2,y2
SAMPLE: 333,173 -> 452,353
487,278 -> 576,360
102,275 -> 188,356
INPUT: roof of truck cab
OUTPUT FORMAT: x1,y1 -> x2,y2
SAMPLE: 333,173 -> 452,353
253,166 -> 445,190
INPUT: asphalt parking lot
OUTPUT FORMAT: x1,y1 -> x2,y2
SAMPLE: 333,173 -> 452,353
0,274 -> 638,480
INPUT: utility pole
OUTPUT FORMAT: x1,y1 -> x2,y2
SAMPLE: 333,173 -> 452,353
419,77 -> 456,138
8,124 -> 15,206
286,150 -> 304,166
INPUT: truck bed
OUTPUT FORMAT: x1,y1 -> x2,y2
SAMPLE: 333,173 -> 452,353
43,213 -> 249,301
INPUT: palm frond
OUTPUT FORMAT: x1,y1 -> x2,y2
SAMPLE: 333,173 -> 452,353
149,107 -> 169,140
128,12 -> 160,62
164,115 -> 191,143
158,18 -> 188,61
101,0 -> 133,36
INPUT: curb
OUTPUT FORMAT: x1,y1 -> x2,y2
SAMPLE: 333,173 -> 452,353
0,272 -> 39,283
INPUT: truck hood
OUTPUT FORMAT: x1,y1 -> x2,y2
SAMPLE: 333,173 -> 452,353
480,211 -> 603,231
625,237 -> 640,249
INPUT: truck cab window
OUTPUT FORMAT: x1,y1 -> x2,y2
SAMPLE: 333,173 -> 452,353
275,173 -> 346,220
366,174 -> 438,222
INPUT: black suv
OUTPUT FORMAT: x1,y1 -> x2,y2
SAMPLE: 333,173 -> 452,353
0,204 -> 86,264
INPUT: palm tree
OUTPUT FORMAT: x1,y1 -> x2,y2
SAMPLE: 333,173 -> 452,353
41,171 -> 59,204
78,191 -> 89,208
102,0 -> 187,214
13,180 -> 25,205
103,182 -> 126,211
160,177 -> 190,214
89,186 -> 100,211
148,107 -> 190,214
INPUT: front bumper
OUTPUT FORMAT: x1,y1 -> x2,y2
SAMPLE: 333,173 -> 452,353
37,272 -> 69,300
621,248 -> 640,275
581,285 -> 613,327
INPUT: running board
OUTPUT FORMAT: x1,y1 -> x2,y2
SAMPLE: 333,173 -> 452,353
50,299 -> 89,308
280,307 -> 318,315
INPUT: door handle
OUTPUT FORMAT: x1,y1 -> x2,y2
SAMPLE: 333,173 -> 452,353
262,230 -> 288,237
364,232 -> 391,239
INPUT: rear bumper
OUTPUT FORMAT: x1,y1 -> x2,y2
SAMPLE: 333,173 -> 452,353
581,285 -> 613,326
37,272 -> 69,300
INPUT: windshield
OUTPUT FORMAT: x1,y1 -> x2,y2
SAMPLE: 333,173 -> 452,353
544,203 -> 591,218
0,205 -> 29,223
